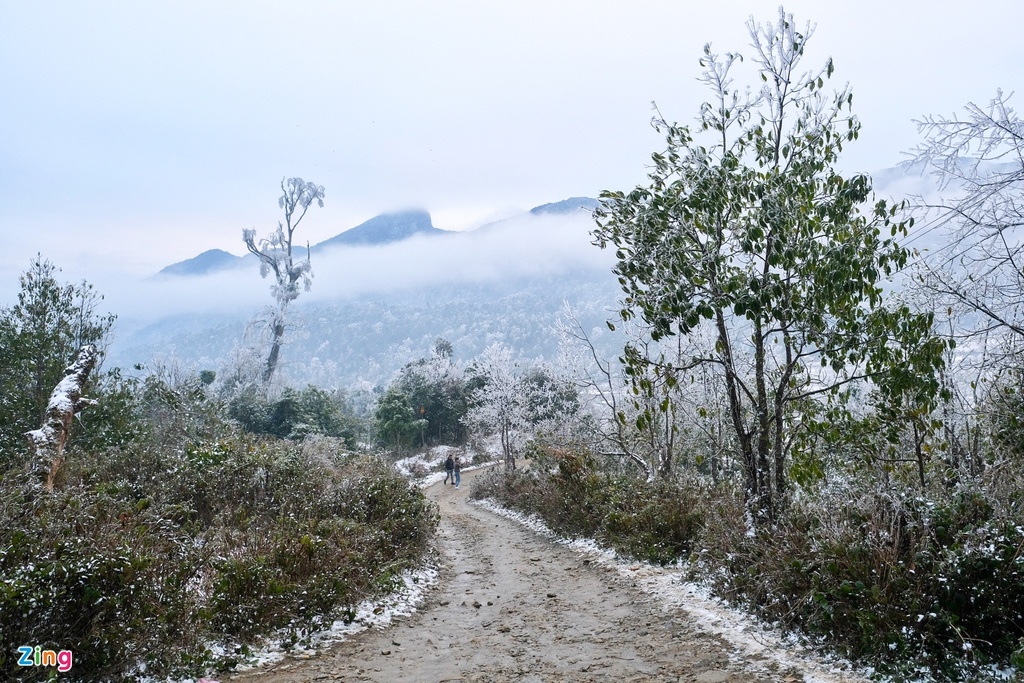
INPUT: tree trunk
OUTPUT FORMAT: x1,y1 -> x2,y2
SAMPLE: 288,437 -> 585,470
25,345 -> 98,491
658,405 -> 674,479
716,311 -> 755,505
501,421 -> 516,470
773,336 -> 796,507
263,320 -> 285,383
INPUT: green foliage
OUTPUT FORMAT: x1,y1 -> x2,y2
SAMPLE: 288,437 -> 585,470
471,454 -> 602,540
591,11 -> 947,517
0,439 -> 437,680
72,368 -> 229,461
226,385 -> 273,434
987,362 -> 1024,463
472,444 -> 705,564
600,477 -> 705,565
689,485 -> 1024,681
0,475 -> 210,681
376,339 -> 474,449
374,386 -> 427,451
477,439 -> 1024,680
0,330 -> 436,680
0,256 -> 115,469
72,368 -> 152,452
227,385 -> 360,443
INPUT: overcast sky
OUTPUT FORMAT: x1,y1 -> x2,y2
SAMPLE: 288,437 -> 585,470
1,0 -> 1021,301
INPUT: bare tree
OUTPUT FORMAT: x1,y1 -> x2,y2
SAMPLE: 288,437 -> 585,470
557,309 -> 653,481
243,177 -> 325,383
909,90 -> 1024,344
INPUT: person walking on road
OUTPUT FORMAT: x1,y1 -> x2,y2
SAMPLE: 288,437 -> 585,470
444,453 -> 455,485
453,455 -> 462,488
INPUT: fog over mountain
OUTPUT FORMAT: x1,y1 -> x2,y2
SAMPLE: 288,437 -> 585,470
102,168 -> 957,389
106,198 -> 618,387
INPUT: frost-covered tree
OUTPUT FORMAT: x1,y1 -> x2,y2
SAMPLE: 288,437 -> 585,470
593,10 -> 947,520
466,344 -> 527,470
907,91 -> 1024,474
243,177 -> 325,384
909,89 -> 1024,344
466,344 -> 577,470
558,308 -> 731,482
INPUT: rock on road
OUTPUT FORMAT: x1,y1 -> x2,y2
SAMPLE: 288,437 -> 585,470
226,466 -> 865,683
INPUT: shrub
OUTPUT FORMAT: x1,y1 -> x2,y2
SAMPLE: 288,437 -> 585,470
0,437 -> 437,681
599,477 -> 706,565
471,444 -> 707,564
227,385 -> 360,443
0,475 -> 209,681
690,483 -> 1024,681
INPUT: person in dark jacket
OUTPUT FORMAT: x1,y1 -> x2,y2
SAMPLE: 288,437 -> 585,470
444,454 -> 455,485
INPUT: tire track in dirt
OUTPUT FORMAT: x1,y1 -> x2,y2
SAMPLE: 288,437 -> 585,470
225,467 -> 855,682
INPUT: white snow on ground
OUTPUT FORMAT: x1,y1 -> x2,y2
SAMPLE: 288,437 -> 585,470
233,563 -> 439,671
474,497 -> 875,683
153,563 -> 440,683
392,445 -> 455,480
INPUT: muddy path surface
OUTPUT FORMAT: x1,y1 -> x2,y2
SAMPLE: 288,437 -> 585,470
226,467 -> 861,683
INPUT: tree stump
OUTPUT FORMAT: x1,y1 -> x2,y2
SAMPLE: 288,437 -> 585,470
25,344 -> 98,491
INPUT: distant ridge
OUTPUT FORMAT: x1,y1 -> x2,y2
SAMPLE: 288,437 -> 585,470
157,249 -> 243,277
314,210 -> 448,249
529,197 -> 599,216
156,198 -> 598,277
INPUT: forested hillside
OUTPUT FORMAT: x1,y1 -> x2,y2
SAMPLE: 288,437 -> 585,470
108,272 -> 622,389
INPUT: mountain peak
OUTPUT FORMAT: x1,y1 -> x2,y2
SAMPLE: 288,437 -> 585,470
315,210 -> 447,249
157,249 -> 242,277
529,197 -> 599,216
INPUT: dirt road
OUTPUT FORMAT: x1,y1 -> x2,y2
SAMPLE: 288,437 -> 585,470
225,467 -> 862,683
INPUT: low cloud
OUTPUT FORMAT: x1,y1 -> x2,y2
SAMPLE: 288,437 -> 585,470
310,211 -> 612,300
102,209 -> 614,325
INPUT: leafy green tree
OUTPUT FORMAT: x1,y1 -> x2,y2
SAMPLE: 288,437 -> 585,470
374,387 -> 426,452
226,385 -> 358,442
268,386 -> 356,441
592,11 -> 947,520
0,256 -> 115,468
390,339 -> 472,446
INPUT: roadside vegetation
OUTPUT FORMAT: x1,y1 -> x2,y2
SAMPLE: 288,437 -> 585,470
475,10 -> 1024,683
0,259 -> 437,681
